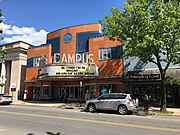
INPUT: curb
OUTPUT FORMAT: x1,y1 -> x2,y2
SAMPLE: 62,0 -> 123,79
11,103 -> 85,110
11,103 -> 180,117
152,113 -> 180,117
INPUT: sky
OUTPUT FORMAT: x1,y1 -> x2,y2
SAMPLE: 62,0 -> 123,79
0,0 -> 125,45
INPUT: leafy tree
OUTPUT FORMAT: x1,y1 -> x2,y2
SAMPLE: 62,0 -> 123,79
100,0 -> 180,111
0,9 -> 6,58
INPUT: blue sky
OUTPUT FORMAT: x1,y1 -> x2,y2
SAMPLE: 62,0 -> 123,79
0,0 -> 125,45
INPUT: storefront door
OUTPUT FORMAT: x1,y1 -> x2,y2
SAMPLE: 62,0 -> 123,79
33,86 -> 40,100
60,86 -> 80,101
42,85 -> 51,99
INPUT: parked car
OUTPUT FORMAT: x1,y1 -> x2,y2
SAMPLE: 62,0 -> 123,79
132,94 -> 152,107
0,94 -> 12,105
85,93 -> 136,115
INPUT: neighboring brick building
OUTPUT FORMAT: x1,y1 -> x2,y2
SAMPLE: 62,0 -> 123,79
24,24 -> 124,101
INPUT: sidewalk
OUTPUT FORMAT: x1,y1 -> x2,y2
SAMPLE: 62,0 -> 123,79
11,100 -> 180,116
150,107 -> 180,116
12,100 -> 85,110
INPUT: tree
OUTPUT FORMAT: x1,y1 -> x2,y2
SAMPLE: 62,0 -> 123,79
0,9 -> 6,58
99,0 -> 180,111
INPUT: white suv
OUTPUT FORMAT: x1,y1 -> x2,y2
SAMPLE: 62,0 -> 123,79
85,93 -> 136,115
0,94 -> 12,105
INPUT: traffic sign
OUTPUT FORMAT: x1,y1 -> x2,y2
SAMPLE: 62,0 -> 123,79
10,83 -> 16,89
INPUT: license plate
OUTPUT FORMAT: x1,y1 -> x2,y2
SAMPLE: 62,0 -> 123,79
3,97 -> 11,101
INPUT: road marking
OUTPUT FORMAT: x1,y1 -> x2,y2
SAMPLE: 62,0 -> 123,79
0,110 -> 180,133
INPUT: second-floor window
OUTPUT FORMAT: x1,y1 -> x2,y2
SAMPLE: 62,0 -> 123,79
99,45 -> 123,61
33,57 -> 41,67
99,48 -> 111,60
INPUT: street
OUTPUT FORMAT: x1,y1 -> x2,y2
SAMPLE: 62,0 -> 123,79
0,105 -> 180,135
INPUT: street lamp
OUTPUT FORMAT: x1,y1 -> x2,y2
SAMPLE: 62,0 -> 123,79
0,75 -> 5,94
79,81 -> 83,107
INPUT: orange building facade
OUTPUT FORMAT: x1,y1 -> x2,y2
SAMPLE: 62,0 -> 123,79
24,24 -> 124,101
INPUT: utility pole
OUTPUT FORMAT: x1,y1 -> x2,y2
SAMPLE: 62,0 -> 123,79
79,81 -> 83,108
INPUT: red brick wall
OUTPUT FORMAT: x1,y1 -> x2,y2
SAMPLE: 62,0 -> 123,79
25,24 -> 124,90
47,24 -> 124,76
47,24 -> 100,60
89,36 -> 123,76
26,45 -> 52,80
27,46 -> 52,63
25,68 -> 39,80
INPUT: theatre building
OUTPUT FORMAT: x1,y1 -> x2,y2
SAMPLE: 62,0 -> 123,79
24,24 -> 124,101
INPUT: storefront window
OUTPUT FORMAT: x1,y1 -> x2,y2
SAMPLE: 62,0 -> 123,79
112,84 -> 120,93
33,86 -> 40,100
84,85 -> 96,100
75,87 -> 79,98
99,84 -> 112,95
66,87 -> 69,98
61,86 -> 80,100
42,86 -> 51,99
70,87 -> 75,98
126,84 -> 162,106
166,86 -> 175,107
51,86 -> 60,100
99,84 -> 120,94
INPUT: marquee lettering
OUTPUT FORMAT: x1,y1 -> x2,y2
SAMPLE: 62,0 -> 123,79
53,53 -> 94,64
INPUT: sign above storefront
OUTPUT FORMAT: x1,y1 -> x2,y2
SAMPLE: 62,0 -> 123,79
38,63 -> 98,77
127,74 -> 160,80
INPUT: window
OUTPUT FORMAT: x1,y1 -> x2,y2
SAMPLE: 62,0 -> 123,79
99,48 -> 111,60
27,57 -> 42,68
47,36 -> 60,55
99,94 -> 110,100
59,86 -> 80,99
76,31 -> 101,53
33,57 -> 41,67
42,86 -> 51,99
109,94 -> 127,99
27,58 -> 33,68
33,86 -> 40,100
99,45 -> 123,60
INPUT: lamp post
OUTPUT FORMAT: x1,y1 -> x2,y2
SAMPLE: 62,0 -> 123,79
79,81 -> 83,107
0,75 -> 5,94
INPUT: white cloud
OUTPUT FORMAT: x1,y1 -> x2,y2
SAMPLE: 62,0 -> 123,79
11,26 -> 36,35
0,16 -> 6,21
0,22 -> 48,45
0,22 -> 11,31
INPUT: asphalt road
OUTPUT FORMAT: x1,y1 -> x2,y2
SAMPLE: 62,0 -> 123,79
0,105 -> 180,135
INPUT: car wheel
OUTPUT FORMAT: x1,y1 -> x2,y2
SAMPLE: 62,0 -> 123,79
118,105 -> 128,115
87,104 -> 96,112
